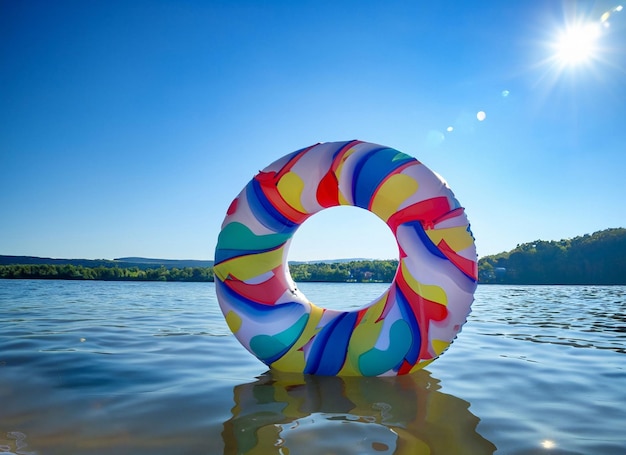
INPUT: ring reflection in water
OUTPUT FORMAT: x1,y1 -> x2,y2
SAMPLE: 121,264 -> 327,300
223,369 -> 496,454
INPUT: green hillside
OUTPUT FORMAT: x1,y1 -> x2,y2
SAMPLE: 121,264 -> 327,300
478,228 -> 626,284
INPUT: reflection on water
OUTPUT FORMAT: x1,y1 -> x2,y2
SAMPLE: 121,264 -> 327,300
223,370 -> 496,455
2,281 -> 625,454
0,366 -> 496,455
0,431 -> 35,455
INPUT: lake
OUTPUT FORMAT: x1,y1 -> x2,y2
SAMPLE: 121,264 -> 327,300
0,280 -> 624,454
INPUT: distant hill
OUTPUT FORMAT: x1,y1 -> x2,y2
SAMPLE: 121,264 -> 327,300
9,227 -> 625,285
0,255 -> 117,267
478,228 -> 626,284
0,255 -> 368,268
115,257 -> 214,268
289,258 -> 373,264
0,255 -> 214,270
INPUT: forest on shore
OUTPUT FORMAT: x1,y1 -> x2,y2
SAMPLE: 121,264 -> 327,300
0,263 -> 215,282
477,228 -> 626,284
1,228 -> 624,284
0,258 -> 397,283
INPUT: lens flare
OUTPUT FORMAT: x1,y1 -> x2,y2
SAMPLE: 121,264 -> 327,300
601,4 -> 623,27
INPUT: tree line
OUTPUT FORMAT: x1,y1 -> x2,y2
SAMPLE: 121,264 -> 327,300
4,227 -> 623,284
478,228 -> 626,284
0,264 -> 214,282
0,260 -> 399,283
289,260 -> 399,282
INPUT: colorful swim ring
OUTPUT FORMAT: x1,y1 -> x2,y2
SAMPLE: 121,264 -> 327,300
214,140 -> 477,376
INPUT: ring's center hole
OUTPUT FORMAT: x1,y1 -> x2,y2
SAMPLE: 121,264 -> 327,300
287,206 -> 399,310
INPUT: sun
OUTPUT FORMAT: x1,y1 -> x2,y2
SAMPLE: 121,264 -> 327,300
554,22 -> 601,66
535,4 -> 624,88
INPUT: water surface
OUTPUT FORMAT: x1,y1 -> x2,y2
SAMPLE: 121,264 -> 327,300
1,281 -> 624,454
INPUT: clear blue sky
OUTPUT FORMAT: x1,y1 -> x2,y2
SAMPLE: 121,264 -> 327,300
1,0 -> 625,261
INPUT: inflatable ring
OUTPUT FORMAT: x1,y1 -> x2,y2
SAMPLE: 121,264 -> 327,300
214,140 -> 477,376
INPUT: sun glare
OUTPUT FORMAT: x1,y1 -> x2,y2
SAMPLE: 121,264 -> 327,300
548,4 -> 623,73
554,23 -> 601,65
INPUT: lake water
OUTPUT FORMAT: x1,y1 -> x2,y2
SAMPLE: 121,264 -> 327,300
0,280 -> 624,455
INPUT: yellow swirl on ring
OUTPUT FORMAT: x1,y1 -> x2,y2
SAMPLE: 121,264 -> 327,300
214,140 -> 477,376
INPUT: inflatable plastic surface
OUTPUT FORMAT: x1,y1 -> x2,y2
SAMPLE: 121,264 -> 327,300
214,140 -> 477,376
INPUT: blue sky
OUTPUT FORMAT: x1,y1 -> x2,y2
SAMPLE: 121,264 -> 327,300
1,0 -> 625,261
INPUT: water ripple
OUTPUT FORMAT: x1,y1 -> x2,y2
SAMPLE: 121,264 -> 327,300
1,281 -> 625,454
